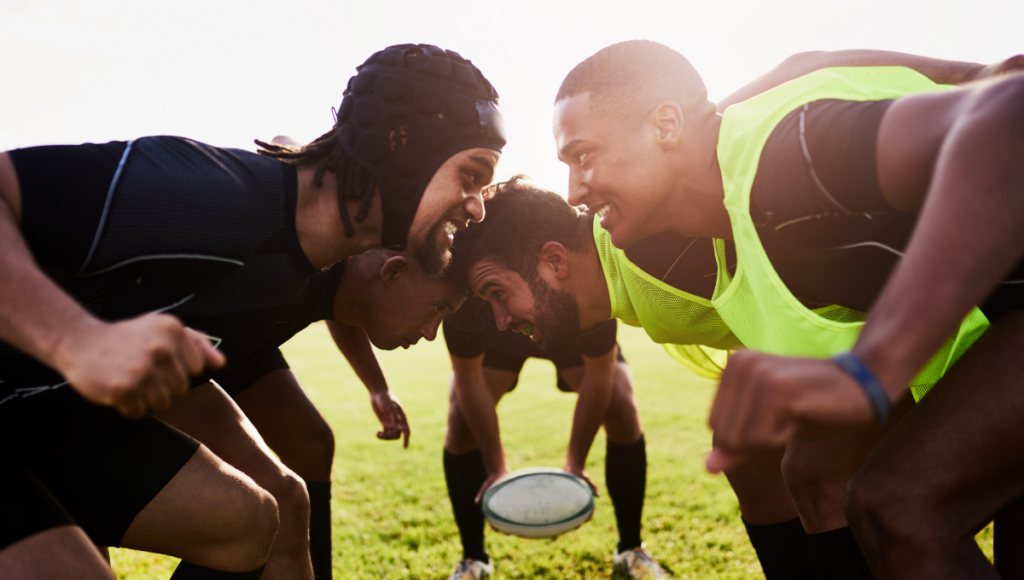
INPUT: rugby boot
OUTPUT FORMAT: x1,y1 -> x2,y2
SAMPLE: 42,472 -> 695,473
447,558 -> 493,580
613,545 -> 670,579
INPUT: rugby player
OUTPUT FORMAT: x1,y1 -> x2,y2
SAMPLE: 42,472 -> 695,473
0,43 -> 503,580
441,295 -> 661,579
551,41 -> 1024,578
155,248 -> 464,580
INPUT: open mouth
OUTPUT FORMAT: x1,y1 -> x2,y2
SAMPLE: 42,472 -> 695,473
442,219 -> 464,246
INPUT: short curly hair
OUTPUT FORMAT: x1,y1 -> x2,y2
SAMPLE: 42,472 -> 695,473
447,176 -> 593,285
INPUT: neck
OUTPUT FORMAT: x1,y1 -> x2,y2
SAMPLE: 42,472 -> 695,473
331,252 -> 380,326
661,113 -> 733,240
567,240 -> 613,328
295,166 -> 383,270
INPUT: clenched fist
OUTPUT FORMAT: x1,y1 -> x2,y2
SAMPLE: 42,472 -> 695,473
55,313 -> 225,418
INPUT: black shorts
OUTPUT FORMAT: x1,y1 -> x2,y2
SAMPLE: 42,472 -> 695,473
484,342 -> 627,393
0,387 -> 199,550
212,348 -> 291,397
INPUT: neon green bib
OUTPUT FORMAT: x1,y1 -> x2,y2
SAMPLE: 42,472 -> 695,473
593,219 -> 738,378
714,66 -> 989,399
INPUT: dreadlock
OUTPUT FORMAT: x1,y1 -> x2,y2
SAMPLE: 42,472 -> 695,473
256,127 -> 377,237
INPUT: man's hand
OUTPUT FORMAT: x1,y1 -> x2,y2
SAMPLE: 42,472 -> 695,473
56,313 -> 225,419
563,462 -> 600,497
370,390 -> 410,448
705,350 -> 874,474
474,466 -> 510,505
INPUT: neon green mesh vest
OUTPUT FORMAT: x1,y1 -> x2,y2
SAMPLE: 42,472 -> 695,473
714,66 -> 990,400
593,219 -> 738,379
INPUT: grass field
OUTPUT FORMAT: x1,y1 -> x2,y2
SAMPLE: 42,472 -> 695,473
111,322 -> 994,579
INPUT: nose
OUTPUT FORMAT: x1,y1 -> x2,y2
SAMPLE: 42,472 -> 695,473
465,190 -> 485,223
491,302 -> 513,331
420,319 -> 440,341
567,168 -> 589,207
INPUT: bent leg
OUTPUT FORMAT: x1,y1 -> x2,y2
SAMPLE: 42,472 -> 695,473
121,444 -> 279,573
234,369 -> 335,580
155,382 -> 311,580
847,311 -> 1024,580
0,527 -> 114,580
444,367 -> 516,564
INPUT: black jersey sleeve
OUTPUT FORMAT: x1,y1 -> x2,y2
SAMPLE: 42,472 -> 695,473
9,142 -> 129,273
576,318 -> 618,358
442,295 -> 488,358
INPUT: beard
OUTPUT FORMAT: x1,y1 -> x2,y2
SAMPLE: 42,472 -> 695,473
414,218 -> 451,277
528,275 -> 582,358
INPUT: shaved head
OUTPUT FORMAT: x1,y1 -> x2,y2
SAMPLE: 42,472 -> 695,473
556,40 -> 714,121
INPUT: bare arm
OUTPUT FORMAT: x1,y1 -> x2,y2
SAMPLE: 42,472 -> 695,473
0,153 -> 223,418
718,50 -> 1023,112
564,346 -> 618,495
858,74 -> 1024,396
450,354 -> 508,502
326,320 -> 410,446
707,75 -> 1024,471
326,320 -> 387,394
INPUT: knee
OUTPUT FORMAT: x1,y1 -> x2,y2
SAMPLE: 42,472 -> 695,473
310,421 -> 335,474
780,450 -> 848,523
444,402 -> 476,455
230,486 -> 280,571
845,468 -> 940,559
265,469 -> 311,526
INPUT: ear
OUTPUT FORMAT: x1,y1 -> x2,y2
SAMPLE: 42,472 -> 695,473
649,101 -> 684,149
380,255 -> 409,288
538,242 -> 571,281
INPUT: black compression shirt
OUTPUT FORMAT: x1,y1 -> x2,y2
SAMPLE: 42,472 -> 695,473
209,262 -> 345,393
1,136 -> 316,396
750,98 -> 1024,321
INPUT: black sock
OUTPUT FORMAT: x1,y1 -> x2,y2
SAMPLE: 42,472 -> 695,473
807,526 -> 874,580
306,481 -> 332,580
443,448 -> 489,563
605,435 -> 646,553
744,518 -> 819,580
169,562 -> 266,579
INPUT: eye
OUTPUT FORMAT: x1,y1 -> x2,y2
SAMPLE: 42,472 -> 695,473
576,151 -> 589,165
462,170 -> 481,187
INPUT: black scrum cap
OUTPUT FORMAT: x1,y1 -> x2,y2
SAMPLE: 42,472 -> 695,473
337,44 -> 506,250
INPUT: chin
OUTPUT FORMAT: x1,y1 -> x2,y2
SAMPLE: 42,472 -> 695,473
607,222 -> 640,250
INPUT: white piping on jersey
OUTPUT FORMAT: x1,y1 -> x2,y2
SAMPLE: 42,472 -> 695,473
825,241 -> 905,257
79,140 -> 134,275
661,237 -> 699,282
0,292 -> 210,410
153,293 -> 196,313
799,105 -> 871,220
87,254 -> 244,276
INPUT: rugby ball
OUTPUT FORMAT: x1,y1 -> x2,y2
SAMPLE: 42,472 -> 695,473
481,467 -> 595,539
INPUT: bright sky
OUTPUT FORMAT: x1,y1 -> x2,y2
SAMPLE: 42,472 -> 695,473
2,0 -> 1020,193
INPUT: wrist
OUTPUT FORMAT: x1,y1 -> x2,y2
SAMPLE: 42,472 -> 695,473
852,332 -> 916,399
50,314 -> 105,374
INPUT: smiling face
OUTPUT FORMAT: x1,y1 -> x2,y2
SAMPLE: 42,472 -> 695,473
554,92 -> 678,249
405,147 -> 500,275
362,258 -> 468,350
468,259 -> 581,357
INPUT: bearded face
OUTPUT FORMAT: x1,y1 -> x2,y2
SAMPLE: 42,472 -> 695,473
526,273 -> 582,358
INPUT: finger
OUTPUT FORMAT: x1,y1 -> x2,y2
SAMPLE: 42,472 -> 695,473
114,387 -> 147,420
705,446 -> 744,474
475,481 -> 488,504
147,348 -> 184,411
178,328 -> 207,377
188,329 -> 226,370
585,477 -> 600,497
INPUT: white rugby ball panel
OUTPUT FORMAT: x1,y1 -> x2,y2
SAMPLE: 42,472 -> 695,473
481,467 -> 595,539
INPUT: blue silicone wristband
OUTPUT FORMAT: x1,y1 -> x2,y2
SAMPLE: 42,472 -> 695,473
831,352 -> 891,427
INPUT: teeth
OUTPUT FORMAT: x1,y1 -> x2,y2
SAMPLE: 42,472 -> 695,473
595,204 -> 610,218
443,221 -> 458,236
